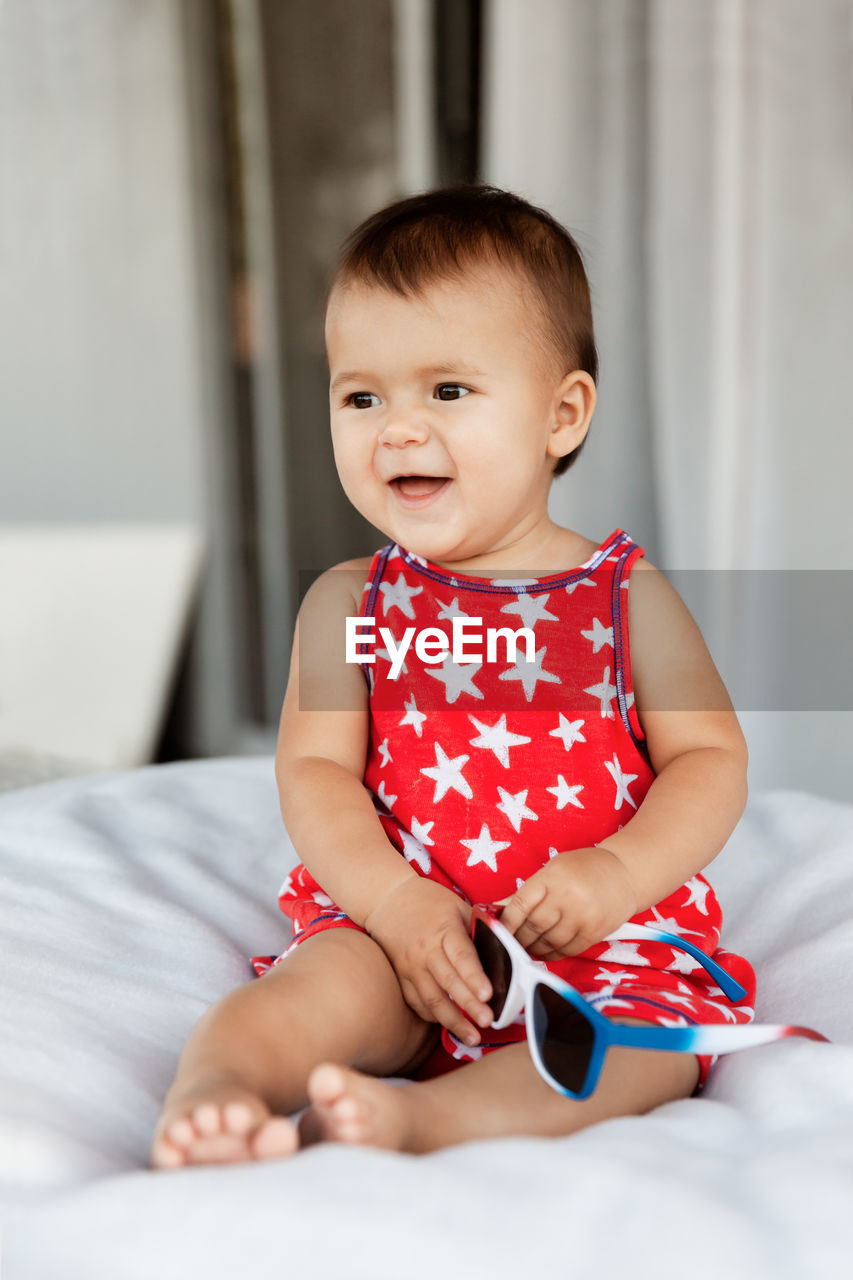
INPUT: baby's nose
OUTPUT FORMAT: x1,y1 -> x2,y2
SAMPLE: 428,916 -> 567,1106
379,413 -> 430,447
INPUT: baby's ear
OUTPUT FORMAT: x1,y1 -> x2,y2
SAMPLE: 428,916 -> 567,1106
548,370 -> 596,456
545,422 -> 581,464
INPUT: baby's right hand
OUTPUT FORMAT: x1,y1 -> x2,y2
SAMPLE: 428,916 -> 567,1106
364,877 -> 494,1047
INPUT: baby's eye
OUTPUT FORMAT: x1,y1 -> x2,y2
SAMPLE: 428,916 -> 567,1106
435,384 -> 471,401
344,392 -> 380,410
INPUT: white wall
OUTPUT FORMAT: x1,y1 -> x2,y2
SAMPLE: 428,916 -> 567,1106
0,0 -> 246,763
0,0 -> 206,522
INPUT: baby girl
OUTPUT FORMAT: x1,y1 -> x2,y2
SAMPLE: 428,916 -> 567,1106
151,183 -> 755,1166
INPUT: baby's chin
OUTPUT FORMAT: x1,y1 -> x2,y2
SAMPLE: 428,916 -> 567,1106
393,535 -> 500,574
370,518 -> 467,565
361,496 -> 501,569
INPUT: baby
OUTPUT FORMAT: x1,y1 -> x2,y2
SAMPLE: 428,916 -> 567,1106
151,184 -> 756,1166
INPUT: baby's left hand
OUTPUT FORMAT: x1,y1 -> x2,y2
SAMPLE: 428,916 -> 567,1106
495,846 -> 639,960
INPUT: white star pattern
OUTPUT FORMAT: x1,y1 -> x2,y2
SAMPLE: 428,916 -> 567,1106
647,905 -> 706,939
565,576 -> 598,596
584,665 -> 618,718
603,753 -> 639,810
593,968 -> 640,985
664,950 -> 705,976
468,714 -> 531,767
499,645 -> 561,702
379,573 -> 423,618
376,779 -> 397,810
580,617 -> 613,653
399,827 -> 431,874
436,596 -> 470,621
421,742 -> 473,802
377,645 -> 408,676
654,989 -> 697,1010
699,998 -> 740,1024
588,982 -> 620,1001
681,876 -> 712,915
495,786 -> 538,832
546,775 -> 585,810
410,817 -> 435,845
378,738 -> 392,767
499,592 -> 559,630
425,654 -> 484,703
448,1036 -> 484,1062
595,941 -> 650,967
549,714 -> 586,752
460,823 -> 512,872
398,695 -> 427,737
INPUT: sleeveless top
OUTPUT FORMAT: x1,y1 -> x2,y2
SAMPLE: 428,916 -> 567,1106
275,528 -> 659,915
254,528 -> 757,1069
357,528 -> 655,906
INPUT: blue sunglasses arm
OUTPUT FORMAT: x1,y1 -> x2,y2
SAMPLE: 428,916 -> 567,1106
605,923 -> 748,1002
605,1020 -> 829,1055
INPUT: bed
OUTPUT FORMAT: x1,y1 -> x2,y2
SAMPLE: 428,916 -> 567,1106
1,756 -> 852,1279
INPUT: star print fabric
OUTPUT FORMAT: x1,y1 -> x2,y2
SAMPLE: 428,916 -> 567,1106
252,529 -> 756,1090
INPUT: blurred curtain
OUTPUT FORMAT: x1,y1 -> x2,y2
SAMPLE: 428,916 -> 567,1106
482,0 -> 853,800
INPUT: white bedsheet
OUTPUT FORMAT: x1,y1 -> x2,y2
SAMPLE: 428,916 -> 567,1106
0,758 -> 851,1279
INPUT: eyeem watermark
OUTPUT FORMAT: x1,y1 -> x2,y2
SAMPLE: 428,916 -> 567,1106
346,616 -> 536,679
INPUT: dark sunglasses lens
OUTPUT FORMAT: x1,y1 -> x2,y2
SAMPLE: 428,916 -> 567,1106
472,918 -> 512,1021
531,984 -> 595,1093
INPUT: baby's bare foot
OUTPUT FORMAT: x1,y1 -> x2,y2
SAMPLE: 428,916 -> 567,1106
300,1063 -> 414,1152
150,1075 -> 299,1169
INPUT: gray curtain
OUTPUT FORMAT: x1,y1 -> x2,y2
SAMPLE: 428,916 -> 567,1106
482,0 -> 853,800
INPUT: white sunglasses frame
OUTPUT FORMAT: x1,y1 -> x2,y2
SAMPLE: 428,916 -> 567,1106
470,907 -> 829,1099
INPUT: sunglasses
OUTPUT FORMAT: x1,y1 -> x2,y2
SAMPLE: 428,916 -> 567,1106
470,906 -> 829,1099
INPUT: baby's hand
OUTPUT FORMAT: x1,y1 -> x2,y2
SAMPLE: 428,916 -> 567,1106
364,878 -> 494,1047
496,846 -> 638,960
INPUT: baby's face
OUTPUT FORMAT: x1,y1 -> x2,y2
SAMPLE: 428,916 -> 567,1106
325,262 -> 568,569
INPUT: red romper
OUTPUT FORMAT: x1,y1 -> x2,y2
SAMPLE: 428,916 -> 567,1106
253,529 -> 756,1090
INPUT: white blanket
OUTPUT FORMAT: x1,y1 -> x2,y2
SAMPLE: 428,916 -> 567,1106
1,758 -> 851,1279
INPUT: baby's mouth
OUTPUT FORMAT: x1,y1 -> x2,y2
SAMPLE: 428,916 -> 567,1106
390,475 -> 450,498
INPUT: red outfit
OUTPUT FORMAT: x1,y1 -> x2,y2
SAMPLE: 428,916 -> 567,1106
253,529 -> 756,1091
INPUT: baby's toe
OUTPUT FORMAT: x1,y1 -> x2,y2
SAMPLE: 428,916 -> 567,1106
332,1096 -> 361,1123
222,1101 -> 255,1136
192,1103 -> 225,1137
307,1063 -> 349,1108
165,1116 -> 197,1149
251,1116 -> 300,1160
150,1134 -> 187,1169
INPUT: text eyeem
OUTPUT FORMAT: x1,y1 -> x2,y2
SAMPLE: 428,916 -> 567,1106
346,617 -> 536,679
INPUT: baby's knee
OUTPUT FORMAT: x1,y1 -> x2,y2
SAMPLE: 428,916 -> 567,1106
257,925 -> 401,1013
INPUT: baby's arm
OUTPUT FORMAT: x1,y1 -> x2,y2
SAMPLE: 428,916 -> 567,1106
275,562 -> 492,1043
594,560 -> 749,905
499,560 -> 749,957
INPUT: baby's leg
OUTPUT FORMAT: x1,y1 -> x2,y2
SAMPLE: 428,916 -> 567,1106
150,928 -> 438,1169
299,1018 -> 700,1154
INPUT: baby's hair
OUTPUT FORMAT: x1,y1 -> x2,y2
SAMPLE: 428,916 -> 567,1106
326,183 -> 598,477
